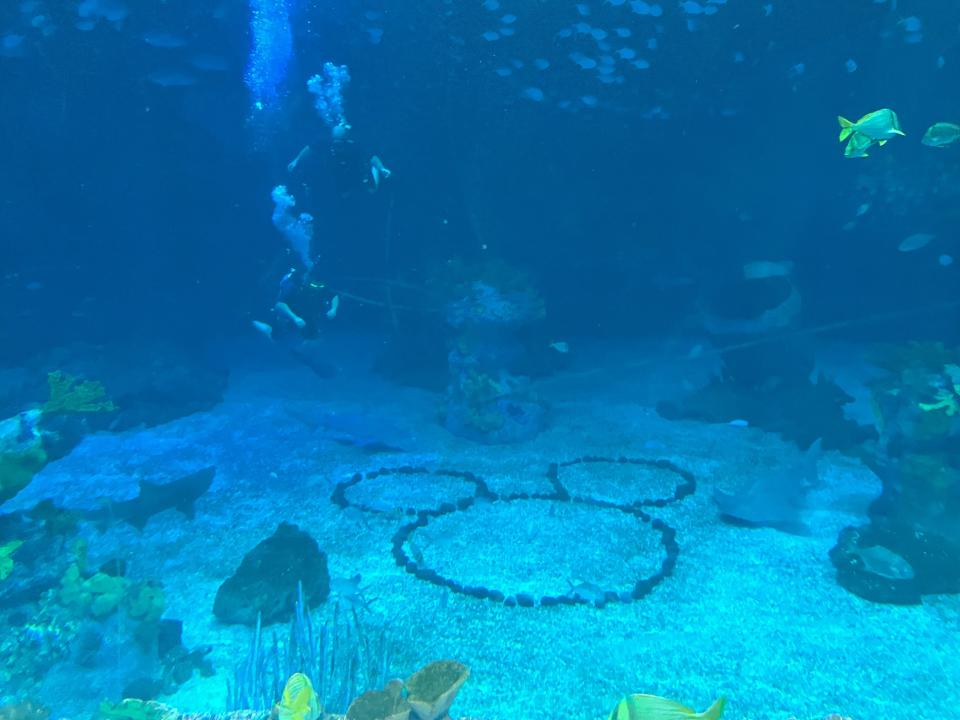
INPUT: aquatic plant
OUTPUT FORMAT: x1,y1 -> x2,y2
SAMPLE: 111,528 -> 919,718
228,583 -> 392,715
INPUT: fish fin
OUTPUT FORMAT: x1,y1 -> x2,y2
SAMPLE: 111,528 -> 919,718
838,116 -> 853,141
894,129 -> 906,135
698,697 -> 727,720
879,139 -> 887,146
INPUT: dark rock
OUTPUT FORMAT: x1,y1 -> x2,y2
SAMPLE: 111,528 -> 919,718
156,619 -> 183,660
830,523 -> 960,605
515,593 -> 535,607
213,522 -> 329,626
122,677 -> 164,701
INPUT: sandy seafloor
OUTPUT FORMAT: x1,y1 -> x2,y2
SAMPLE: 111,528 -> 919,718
7,335 -> 960,720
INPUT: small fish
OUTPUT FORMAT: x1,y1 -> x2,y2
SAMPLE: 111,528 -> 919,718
742,260 -> 793,280
899,15 -> 921,32
856,203 -> 870,216
521,87 -> 545,102
728,419 -> 749,427
567,579 -> 607,604
898,233 -> 934,252
147,70 -> 198,87
189,53 -> 229,72
329,574 -> 373,609
838,108 -> 905,142
549,341 -> 570,353
852,544 -> 914,580
938,254 -> 954,267
143,31 -> 187,48
921,122 -> 960,148
369,155 -> 392,191
608,694 -> 726,720
843,130 -> 876,158
1,34 -> 25,58
276,672 -> 320,720
252,320 -> 273,339
844,58 -> 857,73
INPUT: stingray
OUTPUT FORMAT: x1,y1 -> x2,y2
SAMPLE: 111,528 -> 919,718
714,439 -> 821,533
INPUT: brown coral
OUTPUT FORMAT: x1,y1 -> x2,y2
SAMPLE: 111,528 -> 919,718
404,661 -> 469,720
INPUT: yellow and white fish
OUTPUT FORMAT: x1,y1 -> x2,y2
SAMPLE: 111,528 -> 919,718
276,673 -> 320,720
838,108 -> 905,142
921,122 -> 960,147
608,694 -> 726,720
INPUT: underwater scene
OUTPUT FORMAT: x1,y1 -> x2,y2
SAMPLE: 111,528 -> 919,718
2,0 -> 960,718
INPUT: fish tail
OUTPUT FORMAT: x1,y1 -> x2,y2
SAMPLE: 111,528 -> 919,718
838,116 -> 854,142
699,697 -> 727,720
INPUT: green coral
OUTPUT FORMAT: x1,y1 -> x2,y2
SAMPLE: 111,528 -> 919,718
59,560 -> 127,619
59,541 -> 165,626
124,580 -> 165,623
0,540 -> 24,582
0,443 -> 48,505
98,699 -> 177,720
918,388 -> 960,416
41,371 -> 117,415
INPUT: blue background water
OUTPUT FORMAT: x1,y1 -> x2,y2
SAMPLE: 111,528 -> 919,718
2,0 -> 958,359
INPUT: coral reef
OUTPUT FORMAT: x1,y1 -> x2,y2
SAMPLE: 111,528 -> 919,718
829,342 -> 960,603
41,371 -> 116,415
441,263 -> 547,444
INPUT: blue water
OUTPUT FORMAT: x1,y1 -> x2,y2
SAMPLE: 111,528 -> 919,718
1,1 -> 959,719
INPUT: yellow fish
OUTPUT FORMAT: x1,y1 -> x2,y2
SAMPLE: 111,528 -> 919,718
608,694 -> 726,720
277,673 -> 320,720
843,131 -> 876,158
838,108 -> 905,142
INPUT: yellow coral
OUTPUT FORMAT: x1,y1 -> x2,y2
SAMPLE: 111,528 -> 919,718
41,371 -> 117,415
0,540 -> 24,582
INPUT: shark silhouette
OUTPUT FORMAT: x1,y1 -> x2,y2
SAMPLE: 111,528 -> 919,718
714,440 -> 822,534
85,466 -> 215,531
